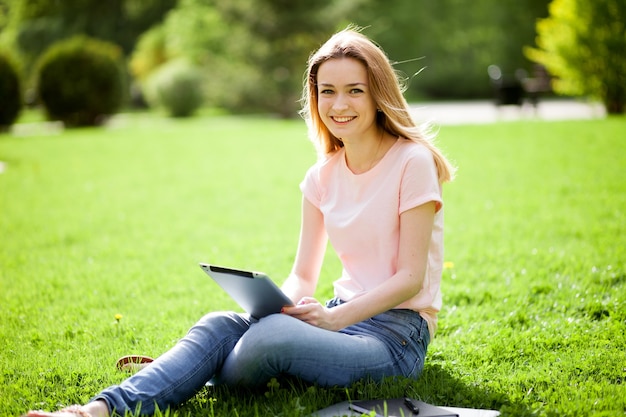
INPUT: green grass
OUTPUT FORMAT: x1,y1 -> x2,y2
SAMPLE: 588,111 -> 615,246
1,112 -> 624,417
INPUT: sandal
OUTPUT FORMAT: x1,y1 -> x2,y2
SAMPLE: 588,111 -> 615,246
115,355 -> 154,373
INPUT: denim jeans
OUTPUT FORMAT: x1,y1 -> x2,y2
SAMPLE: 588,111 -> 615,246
94,299 -> 430,415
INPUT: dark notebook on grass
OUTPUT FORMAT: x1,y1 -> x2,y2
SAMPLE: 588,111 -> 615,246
349,398 -> 459,417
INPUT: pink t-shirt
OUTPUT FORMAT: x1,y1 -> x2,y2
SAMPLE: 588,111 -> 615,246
300,138 -> 444,335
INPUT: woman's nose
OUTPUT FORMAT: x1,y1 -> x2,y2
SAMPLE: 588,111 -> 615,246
332,93 -> 348,111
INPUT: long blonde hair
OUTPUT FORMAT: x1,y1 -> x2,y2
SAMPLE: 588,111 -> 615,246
300,27 -> 455,183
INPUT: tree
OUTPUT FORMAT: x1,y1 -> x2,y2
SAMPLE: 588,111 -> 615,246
134,0 -> 261,112
525,0 -> 626,114
351,0 -> 550,100
135,0 -> 350,116
0,0 -> 10,33
214,0 -> 347,116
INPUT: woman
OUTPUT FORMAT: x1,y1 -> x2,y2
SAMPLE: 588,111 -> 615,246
26,27 -> 454,417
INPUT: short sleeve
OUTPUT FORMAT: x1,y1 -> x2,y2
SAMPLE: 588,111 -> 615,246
300,164 -> 322,208
399,146 -> 443,214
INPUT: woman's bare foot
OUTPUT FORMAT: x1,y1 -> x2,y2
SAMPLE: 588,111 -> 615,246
24,400 -> 109,417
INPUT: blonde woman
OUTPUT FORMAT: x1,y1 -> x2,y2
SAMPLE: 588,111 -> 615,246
25,27 -> 454,417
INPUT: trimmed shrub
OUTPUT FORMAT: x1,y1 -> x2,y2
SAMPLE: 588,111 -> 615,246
144,59 -> 204,118
36,36 -> 125,126
0,50 -> 23,131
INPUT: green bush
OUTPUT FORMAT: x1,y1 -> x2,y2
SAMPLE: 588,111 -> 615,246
36,36 -> 125,126
129,25 -> 169,83
0,50 -> 23,131
144,59 -> 204,118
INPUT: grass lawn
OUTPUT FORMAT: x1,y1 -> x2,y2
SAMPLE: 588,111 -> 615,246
1,112 -> 624,417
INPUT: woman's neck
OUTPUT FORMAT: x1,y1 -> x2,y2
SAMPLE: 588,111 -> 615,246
343,129 -> 395,174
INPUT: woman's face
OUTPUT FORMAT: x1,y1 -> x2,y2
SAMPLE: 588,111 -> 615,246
316,57 -> 378,143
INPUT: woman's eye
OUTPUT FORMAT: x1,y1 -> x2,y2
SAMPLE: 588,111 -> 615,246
320,89 -> 334,95
350,88 -> 364,94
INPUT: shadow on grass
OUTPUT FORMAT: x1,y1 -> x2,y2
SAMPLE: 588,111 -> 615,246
411,364 -> 509,411
172,364 -> 530,416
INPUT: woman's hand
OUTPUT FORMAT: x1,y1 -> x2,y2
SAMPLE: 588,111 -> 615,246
281,297 -> 339,331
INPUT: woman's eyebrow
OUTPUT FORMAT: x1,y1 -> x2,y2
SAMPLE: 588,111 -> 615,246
318,82 -> 367,87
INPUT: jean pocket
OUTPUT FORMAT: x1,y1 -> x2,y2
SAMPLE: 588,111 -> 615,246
368,311 -> 415,348
368,310 -> 430,377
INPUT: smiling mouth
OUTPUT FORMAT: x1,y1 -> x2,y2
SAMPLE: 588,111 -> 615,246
332,116 -> 356,123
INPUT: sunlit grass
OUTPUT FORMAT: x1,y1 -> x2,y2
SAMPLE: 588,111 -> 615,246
1,113 -> 624,416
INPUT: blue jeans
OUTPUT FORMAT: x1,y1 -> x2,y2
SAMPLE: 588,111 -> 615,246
94,299 -> 430,415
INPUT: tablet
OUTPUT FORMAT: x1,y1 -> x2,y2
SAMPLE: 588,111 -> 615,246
199,263 -> 294,319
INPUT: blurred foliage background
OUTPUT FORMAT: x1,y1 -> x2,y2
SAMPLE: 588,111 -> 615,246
0,0 -> 623,120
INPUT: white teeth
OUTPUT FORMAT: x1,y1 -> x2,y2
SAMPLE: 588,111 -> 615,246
333,116 -> 354,123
